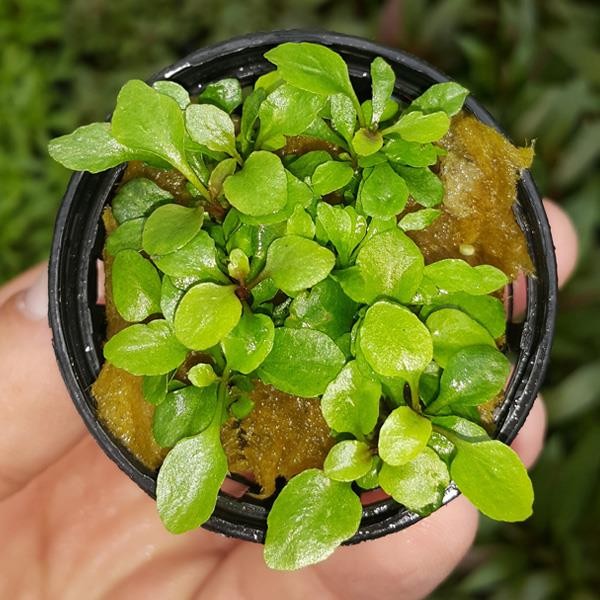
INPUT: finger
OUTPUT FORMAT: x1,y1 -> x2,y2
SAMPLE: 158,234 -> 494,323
0,263 -> 85,501
511,396 -> 547,469
513,198 -> 579,315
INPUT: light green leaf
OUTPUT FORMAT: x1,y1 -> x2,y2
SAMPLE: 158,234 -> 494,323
324,440 -> 373,482
422,259 -> 509,295
156,426 -> 227,533
315,203 -> 367,266
425,308 -> 496,367
153,80 -> 190,109
379,447 -> 449,515
312,160 -> 354,196
188,364 -> 218,388
174,283 -> 242,350
378,406 -> 432,466
359,162 -> 409,218
185,103 -> 238,157
198,78 -> 243,113
153,384 -> 218,447
111,178 -> 173,224
104,320 -> 188,376
227,248 -> 250,281
384,110 -> 450,143
221,312 -> 275,374
223,151 -> 288,216
208,158 -> 237,201
409,82 -> 469,117
359,301 -> 433,382
431,416 -> 489,441
263,235 -> 335,295
112,250 -> 161,322
142,204 -> 204,256
264,469 -> 362,570
428,346 -> 510,413
321,360 -> 382,438
398,208 -> 441,231
105,218 -> 144,256
330,93 -> 357,144
370,57 -> 395,126
352,128 -> 384,156
384,138 -> 439,167
286,206 -> 316,239
257,327 -> 345,397
450,439 -> 534,521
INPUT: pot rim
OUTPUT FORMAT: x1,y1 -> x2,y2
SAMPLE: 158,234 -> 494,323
48,28 -> 558,545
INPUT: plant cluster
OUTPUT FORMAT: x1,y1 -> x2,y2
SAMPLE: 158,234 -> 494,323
49,42 -> 533,570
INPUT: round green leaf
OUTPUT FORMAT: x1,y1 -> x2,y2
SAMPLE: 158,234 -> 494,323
185,103 -> 237,156
264,469 -> 362,570
450,440 -> 534,521
425,308 -> 496,368
423,259 -> 509,295
353,228 -> 424,304
142,204 -> 204,256
359,301 -> 433,381
221,312 -> 275,374
352,128 -> 383,156
257,328 -> 346,397
174,283 -> 242,350
188,363 -> 218,388
264,235 -> 335,295
112,250 -> 161,322
398,208 -> 441,231
104,320 -> 188,376
153,384 -> 218,447
386,110 -> 450,143
324,440 -> 373,482
409,82 -> 469,117
378,406 -> 432,466
311,160 -> 354,196
156,426 -> 227,534
428,346 -> 510,413
112,177 -> 172,224
379,447 -> 449,515
105,218 -> 144,256
223,151 -> 287,216
359,162 -> 409,218
321,360 -> 382,438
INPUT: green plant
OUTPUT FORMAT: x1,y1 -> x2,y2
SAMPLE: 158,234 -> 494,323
49,41 -> 534,571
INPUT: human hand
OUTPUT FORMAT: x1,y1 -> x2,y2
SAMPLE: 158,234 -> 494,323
0,200 -> 577,600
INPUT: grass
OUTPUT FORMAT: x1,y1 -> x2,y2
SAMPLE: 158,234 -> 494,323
1,0 -> 598,595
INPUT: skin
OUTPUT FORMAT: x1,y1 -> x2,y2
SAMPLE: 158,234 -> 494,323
0,200 -> 577,599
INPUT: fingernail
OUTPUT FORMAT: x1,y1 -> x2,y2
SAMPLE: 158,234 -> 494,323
20,269 -> 48,320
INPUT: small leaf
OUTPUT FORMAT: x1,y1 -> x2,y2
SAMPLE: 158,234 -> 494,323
352,128 -> 384,156
142,374 -> 168,405
359,301 -> 433,382
409,82 -> 469,117
428,346 -> 510,413
321,360 -> 382,438
311,160 -> 354,196
257,328 -> 345,397
112,250 -> 162,322
384,138 -> 438,167
188,364 -> 218,388
324,440 -> 373,482
263,235 -> 335,295
152,230 -> 228,283
112,178 -> 173,224
174,283 -> 242,350
330,93 -> 357,144
384,110 -> 450,143
142,204 -> 204,256
221,312 -> 275,374
286,206 -> 316,239
379,447 -> 449,515
208,158 -> 237,199
185,103 -> 238,157
198,78 -> 243,113
287,150 -> 332,180
425,308 -> 496,367
153,384 -> 218,447
227,248 -> 250,281
370,57 -> 395,126
264,469 -> 362,570
105,218 -> 144,256
156,426 -> 227,533
378,406 -> 432,466
359,162 -> 409,218
223,151 -> 288,216
104,320 -> 188,376
153,80 -> 190,109
398,208 -> 441,231
392,165 -> 444,207
315,203 -> 367,266
423,259 -> 509,295
286,277 -> 357,340
230,395 -> 255,420
450,439 -> 534,521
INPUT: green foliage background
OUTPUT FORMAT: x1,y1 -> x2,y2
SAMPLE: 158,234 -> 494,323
1,0 -> 598,596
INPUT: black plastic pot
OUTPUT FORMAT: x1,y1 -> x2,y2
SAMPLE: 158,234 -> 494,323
49,30 -> 557,545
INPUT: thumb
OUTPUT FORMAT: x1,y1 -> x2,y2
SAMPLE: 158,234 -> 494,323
0,263 -> 85,501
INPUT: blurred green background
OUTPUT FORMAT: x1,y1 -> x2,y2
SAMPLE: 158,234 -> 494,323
1,0 -> 598,596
